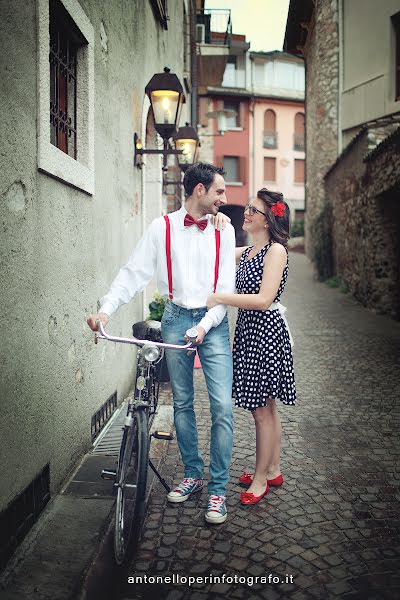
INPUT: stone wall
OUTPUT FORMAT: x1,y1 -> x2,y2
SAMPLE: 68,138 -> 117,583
325,128 -> 400,319
303,0 -> 339,257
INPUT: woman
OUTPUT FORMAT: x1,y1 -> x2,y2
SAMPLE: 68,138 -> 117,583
207,189 -> 296,505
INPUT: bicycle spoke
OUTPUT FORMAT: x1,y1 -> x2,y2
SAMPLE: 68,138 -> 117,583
114,408 -> 149,565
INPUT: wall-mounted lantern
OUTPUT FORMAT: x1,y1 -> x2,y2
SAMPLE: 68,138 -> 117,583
134,67 -> 188,170
174,123 -> 200,172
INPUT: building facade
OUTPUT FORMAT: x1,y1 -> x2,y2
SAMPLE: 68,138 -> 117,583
285,0 -> 400,319
197,30 -> 305,245
196,24 -> 250,245
250,51 -> 305,224
0,0 -> 193,567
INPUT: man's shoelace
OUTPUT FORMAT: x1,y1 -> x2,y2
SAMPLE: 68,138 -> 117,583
208,495 -> 226,512
175,478 -> 199,492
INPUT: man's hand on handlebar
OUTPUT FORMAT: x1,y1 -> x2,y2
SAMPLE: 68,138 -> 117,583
87,312 -> 109,332
185,325 -> 206,345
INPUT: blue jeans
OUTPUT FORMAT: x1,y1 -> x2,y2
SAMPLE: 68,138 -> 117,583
161,302 -> 233,495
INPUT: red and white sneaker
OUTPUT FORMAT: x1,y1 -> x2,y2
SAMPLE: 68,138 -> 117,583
167,478 -> 203,503
205,495 -> 227,524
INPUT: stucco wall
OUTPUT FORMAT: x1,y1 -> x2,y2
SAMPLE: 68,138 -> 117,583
341,0 -> 400,131
0,0 -> 187,511
252,99 -> 305,220
212,98 -> 250,206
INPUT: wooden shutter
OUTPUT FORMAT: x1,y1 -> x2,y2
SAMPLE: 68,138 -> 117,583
264,109 -> 276,132
239,101 -> 246,128
294,112 -> 305,135
294,159 -> 305,183
239,156 -> 247,184
264,157 -> 276,181
198,97 -> 209,127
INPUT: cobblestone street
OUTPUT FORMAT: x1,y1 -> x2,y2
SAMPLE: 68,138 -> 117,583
84,251 -> 400,600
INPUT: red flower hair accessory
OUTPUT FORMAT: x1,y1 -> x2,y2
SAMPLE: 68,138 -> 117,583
271,202 -> 285,217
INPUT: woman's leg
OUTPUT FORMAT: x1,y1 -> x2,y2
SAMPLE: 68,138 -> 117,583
247,400 -> 282,497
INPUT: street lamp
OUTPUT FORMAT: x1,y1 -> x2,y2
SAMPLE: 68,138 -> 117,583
145,67 -> 184,140
134,67 -> 186,170
174,123 -> 200,172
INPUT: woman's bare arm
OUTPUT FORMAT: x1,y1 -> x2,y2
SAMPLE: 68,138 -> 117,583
207,243 -> 287,310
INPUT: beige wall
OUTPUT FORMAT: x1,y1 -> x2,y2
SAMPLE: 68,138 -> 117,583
341,0 -> 400,131
252,101 -> 305,221
0,0 -> 188,512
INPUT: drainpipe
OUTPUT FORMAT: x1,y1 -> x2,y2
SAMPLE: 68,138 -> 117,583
337,0 -> 343,154
190,0 -> 197,127
249,54 -> 256,198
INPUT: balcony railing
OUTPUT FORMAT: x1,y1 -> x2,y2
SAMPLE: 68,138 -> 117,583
263,130 -> 278,149
196,9 -> 232,46
294,133 -> 305,151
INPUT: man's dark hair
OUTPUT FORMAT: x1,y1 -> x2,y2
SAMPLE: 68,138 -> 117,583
183,162 -> 225,197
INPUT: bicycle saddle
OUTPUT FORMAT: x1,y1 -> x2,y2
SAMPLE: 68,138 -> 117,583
132,320 -> 163,343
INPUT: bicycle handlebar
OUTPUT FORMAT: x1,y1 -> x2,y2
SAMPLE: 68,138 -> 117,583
95,320 -> 196,351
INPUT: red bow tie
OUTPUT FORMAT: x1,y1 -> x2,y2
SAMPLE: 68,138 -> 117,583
184,214 -> 208,231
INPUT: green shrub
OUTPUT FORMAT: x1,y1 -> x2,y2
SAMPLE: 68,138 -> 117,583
325,276 -> 340,288
148,291 -> 167,321
291,219 -> 304,238
310,203 -> 334,281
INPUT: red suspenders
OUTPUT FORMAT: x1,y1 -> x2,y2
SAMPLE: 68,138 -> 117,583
164,215 -> 173,300
164,215 -> 220,301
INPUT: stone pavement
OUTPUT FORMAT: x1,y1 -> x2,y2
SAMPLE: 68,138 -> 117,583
82,251 -> 400,600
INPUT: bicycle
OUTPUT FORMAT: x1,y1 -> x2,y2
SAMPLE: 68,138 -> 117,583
95,318 -> 197,565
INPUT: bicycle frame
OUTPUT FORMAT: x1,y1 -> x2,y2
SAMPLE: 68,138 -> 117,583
95,319 -> 197,564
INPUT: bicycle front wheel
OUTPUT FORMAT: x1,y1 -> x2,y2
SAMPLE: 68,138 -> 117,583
114,408 -> 149,565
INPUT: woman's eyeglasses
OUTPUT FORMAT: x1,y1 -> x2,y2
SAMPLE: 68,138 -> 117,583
244,203 -> 267,217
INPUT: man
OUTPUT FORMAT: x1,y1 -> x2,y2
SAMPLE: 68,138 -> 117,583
87,162 -> 236,524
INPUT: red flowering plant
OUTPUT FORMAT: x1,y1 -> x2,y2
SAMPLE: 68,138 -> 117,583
271,202 -> 285,217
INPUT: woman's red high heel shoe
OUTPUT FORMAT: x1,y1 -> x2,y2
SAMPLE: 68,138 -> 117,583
238,472 -> 253,486
240,483 -> 269,505
238,472 -> 284,487
267,474 -> 284,487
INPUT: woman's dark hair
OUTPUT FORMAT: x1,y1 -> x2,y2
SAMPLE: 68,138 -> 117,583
257,188 -> 290,246
183,162 -> 225,197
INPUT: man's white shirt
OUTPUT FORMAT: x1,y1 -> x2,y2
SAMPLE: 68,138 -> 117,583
100,206 -> 236,333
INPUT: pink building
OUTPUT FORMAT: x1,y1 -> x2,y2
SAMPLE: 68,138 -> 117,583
249,52 -> 305,223
196,28 -> 305,242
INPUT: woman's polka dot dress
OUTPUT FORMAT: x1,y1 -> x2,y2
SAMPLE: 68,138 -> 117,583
233,242 -> 296,411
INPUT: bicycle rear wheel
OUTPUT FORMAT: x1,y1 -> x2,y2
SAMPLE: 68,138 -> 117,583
114,408 -> 149,565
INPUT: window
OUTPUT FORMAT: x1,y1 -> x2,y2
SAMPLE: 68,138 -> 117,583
393,13 -> 400,100
222,56 -> 237,87
150,0 -> 168,30
294,159 -> 305,183
224,156 -> 239,182
294,112 -> 305,150
254,62 -> 264,86
263,109 -> 277,148
37,0 -> 94,194
264,157 -> 276,181
49,1 -> 85,159
224,100 -> 240,128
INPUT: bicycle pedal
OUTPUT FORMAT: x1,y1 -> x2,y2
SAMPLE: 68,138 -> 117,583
152,430 -> 173,441
101,468 -> 117,481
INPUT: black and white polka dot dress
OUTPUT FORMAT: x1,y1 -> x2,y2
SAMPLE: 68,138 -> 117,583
233,242 -> 296,410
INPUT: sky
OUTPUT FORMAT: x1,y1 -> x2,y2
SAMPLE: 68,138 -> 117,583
204,0 -> 290,53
